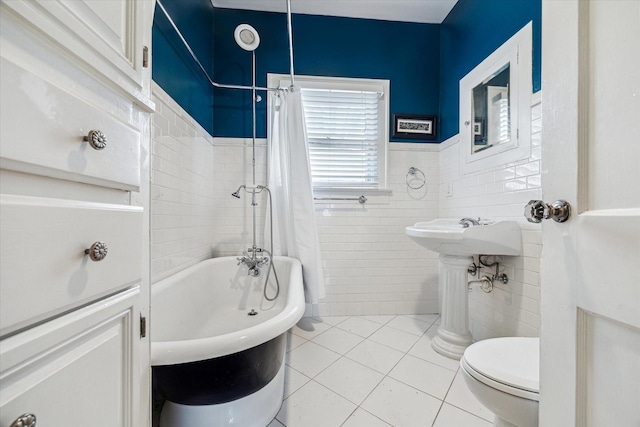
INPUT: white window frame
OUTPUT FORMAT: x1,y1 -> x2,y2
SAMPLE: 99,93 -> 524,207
268,74 -> 390,202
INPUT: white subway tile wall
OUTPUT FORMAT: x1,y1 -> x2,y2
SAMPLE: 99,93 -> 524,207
212,142 -> 442,317
151,83 -> 542,338
151,85 -> 440,311
151,83 -> 216,282
438,95 -> 543,339
210,137 -> 268,257
314,144 -> 440,316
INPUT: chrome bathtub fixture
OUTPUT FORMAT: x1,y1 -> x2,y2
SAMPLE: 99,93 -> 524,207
232,185 -> 281,301
406,166 -> 426,190
83,129 -> 107,150
524,199 -> 571,223
84,241 -> 108,262
231,184 -> 258,205
157,0 -> 298,302
458,217 -> 481,228
237,247 -> 271,276
231,186 -> 242,198
156,0 -> 297,302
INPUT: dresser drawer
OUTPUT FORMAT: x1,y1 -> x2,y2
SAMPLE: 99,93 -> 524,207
0,288 -> 140,427
0,194 -> 143,337
0,57 -> 141,191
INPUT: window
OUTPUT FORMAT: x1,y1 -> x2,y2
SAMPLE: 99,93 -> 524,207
268,75 -> 389,195
302,87 -> 383,189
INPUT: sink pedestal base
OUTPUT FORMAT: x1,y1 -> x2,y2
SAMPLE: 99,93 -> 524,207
432,254 -> 473,360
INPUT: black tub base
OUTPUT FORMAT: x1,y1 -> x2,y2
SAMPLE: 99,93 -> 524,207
153,334 -> 287,427
158,360 -> 286,427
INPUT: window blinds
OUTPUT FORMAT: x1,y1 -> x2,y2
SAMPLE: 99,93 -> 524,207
300,88 -> 381,188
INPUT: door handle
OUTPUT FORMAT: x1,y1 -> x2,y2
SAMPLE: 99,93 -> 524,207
524,200 -> 571,223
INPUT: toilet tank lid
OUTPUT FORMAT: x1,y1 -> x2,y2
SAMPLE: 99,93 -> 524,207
463,337 -> 539,393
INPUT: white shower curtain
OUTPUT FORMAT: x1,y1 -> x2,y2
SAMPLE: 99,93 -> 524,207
267,89 -> 325,304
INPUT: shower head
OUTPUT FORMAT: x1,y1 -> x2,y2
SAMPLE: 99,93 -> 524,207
234,24 -> 260,51
231,185 -> 244,198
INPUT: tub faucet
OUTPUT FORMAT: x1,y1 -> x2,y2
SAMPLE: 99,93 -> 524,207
459,217 -> 481,228
237,247 -> 270,275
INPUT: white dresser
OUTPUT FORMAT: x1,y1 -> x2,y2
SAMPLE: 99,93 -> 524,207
0,1 -> 154,426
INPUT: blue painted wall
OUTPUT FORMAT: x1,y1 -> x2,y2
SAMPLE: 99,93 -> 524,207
151,0 -> 541,143
213,9 -> 441,141
212,9 -> 286,141
152,0 -> 215,135
438,0 -> 541,141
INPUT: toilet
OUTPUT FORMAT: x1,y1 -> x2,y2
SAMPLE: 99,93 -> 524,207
460,337 -> 539,427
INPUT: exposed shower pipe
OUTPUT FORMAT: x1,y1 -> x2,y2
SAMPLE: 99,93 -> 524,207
286,0 -> 295,88
231,184 -> 281,301
155,0 -> 297,184
155,0 -> 285,94
156,0 -> 297,91
230,22 -> 283,303
157,0 -> 297,301
251,49 -> 258,249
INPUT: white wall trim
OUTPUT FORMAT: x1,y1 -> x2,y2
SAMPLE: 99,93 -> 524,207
213,137 -> 267,147
531,90 -> 542,106
438,134 -> 460,151
389,142 -> 440,152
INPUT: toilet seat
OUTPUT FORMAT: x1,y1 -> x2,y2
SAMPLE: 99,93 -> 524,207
461,337 -> 539,402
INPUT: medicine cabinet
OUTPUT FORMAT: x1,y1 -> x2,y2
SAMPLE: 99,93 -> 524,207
460,22 -> 533,174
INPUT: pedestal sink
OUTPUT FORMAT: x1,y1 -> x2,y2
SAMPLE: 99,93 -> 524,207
406,219 -> 522,359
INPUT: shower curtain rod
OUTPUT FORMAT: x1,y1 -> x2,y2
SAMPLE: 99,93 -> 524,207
286,0 -> 295,87
156,0 -> 293,93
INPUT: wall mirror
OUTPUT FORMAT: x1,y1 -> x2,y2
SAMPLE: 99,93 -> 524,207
460,22 -> 532,174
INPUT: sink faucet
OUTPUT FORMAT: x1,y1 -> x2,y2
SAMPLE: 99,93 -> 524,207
458,217 -> 481,228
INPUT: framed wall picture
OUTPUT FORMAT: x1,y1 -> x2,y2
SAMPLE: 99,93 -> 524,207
393,114 -> 437,140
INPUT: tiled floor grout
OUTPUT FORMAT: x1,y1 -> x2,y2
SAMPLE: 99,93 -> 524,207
430,365 -> 458,427
275,315 -> 494,427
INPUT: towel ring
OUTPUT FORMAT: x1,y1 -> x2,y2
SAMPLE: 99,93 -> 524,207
406,167 -> 426,190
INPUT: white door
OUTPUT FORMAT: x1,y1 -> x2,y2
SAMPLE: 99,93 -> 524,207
540,1 -> 640,426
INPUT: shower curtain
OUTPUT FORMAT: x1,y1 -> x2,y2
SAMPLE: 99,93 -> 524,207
267,89 -> 325,304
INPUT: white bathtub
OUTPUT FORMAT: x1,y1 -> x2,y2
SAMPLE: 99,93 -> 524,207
151,256 -> 305,427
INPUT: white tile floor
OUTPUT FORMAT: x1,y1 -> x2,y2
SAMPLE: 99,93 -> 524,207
269,315 -> 495,427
